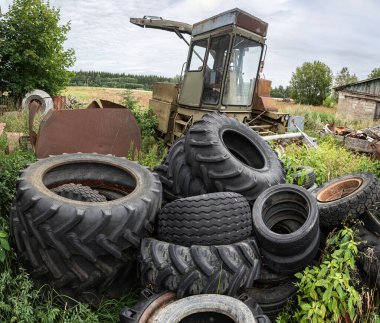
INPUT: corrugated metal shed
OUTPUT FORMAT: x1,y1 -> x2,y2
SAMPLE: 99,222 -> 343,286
335,77 -> 380,96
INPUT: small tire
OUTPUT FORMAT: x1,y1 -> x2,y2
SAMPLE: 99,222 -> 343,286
252,184 -> 320,274
246,278 -> 298,320
149,294 -> 257,323
157,192 -> 252,246
312,172 -> 380,228
292,166 -> 315,189
11,153 -> 162,305
139,237 -> 261,298
154,138 -> 206,202
185,113 -> 285,201
52,183 -> 107,202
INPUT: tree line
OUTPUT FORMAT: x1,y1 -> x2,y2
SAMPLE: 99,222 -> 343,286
70,71 -> 176,90
271,64 -> 380,106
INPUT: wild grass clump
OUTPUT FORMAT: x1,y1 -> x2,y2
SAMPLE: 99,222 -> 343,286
279,135 -> 380,185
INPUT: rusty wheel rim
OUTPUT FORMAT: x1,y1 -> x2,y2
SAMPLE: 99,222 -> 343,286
316,178 -> 363,203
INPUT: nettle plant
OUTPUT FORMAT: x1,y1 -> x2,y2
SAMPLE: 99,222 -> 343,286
292,228 -> 362,322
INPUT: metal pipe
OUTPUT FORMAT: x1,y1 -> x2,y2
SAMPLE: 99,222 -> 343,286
262,132 -> 304,141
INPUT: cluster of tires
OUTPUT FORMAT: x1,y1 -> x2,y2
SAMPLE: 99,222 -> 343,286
9,112 -> 380,322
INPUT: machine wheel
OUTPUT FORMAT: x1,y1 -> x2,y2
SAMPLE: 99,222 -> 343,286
312,172 -> 380,228
149,294 -> 257,323
252,184 -> 320,274
139,237 -> 261,298
154,138 -> 206,202
10,153 -> 162,305
52,183 -> 106,202
157,192 -> 252,246
185,113 -> 285,201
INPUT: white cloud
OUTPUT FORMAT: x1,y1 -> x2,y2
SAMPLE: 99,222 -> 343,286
2,0 -> 380,86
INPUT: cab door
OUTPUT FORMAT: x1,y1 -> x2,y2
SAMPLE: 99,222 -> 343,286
178,39 -> 208,107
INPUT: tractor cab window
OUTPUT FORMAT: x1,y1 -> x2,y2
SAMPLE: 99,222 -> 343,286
222,36 -> 262,106
188,39 -> 208,71
202,35 -> 230,105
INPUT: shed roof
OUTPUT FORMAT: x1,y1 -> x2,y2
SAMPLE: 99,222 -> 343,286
334,77 -> 380,97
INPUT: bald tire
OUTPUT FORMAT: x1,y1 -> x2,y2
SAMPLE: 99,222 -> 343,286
157,192 -> 253,246
139,237 -> 261,298
10,153 -> 162,305
184,113 -> 285,202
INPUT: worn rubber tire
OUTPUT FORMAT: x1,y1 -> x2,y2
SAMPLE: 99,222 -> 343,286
292,166 -> 315,189
150,294 -> 257,323
252,184 -> 320,274
157,192 -> 252,246
312,172 -> 380,228
361,203 -> 380,236
154,138 -> 206,202
185,113 -> 285,202
52,183 -> 107,202
246,278 -> 298,320
10,153 -> 162,305
139,237 -> 261,298
356,226 -> 380,288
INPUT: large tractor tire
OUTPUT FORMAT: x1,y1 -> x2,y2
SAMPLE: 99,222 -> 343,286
312,172 -> 380,228
185,113 -> 285,202
157,192 -> 252,246
139,237 -> 261,298
10,153 -> 162,305
154,138 -> 206,202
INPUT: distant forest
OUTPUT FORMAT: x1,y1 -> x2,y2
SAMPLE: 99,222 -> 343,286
70,71 -> 178,90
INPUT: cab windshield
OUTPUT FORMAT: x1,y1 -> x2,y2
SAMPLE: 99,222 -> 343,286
222,36 -> 262,106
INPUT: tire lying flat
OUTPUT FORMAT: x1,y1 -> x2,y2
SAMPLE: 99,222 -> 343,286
292,165 -> 315,189
252,184 -> 320,274
10,153 -> 162,305
157,192 -> 252,246
52,183 -> 106,202
312,172 -> 380,228
185,113 -> 285,202
139,237 -> 261,298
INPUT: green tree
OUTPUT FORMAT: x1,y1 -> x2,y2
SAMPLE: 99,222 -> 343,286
332,67 -> 358,101
368,67 -> 380,79
0,0 -> 75,99
290,61 -> 333,106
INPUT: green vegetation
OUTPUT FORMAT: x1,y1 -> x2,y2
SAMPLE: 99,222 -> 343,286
271,85 -> 291,99
368,68 -> 380,79
290,61 -> 333,106
277,228 -> 367,322
0,0 -> 75,99
279,135 -> 380,185
70,71 -> 175,90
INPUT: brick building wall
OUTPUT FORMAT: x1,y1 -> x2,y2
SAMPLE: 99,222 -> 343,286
336,91 -> 380,121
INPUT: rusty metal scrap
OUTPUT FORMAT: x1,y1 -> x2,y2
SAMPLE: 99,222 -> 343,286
29,100 -> 141,158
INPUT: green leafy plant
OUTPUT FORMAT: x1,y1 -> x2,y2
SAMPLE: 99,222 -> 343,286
278,228 -> 362,322
0,230 -> 10,263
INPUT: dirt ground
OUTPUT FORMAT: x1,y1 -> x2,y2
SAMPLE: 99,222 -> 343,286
63,86 -> 152,108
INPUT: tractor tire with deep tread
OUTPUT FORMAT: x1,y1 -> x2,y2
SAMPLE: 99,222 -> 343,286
312,172 -> 380,228
139,237 -> 261,298
185,113 -> 285,202
10,153 -> 162,305
52,183 -> 107,202
154,138 -> 206,202
157,192 -> 252,246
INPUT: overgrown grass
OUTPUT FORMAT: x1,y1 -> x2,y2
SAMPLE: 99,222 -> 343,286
279,135 -> 380,185
284,106 -> 374,131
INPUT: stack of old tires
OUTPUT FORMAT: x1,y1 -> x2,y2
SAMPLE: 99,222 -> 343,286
9,112 -> 380,322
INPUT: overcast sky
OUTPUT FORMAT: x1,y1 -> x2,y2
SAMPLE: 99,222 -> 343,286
1,0 -> 379,86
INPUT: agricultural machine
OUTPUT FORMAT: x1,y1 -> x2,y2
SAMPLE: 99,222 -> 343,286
131,8 -> 300,145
